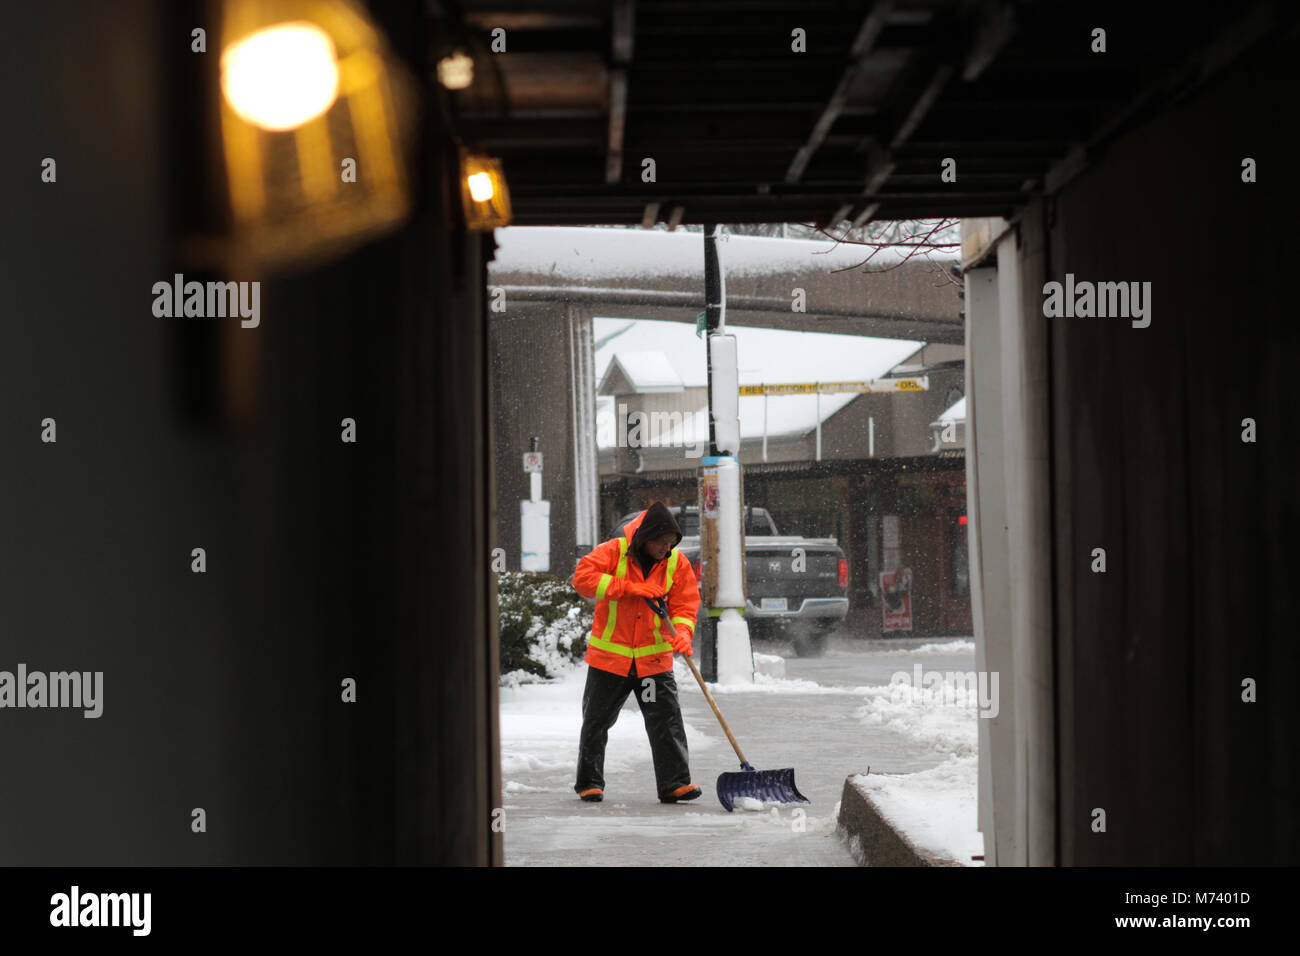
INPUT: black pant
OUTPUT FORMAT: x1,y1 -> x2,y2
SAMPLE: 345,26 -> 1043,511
574,662 -> 691,799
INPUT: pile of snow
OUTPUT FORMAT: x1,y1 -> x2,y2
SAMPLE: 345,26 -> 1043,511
873,638 -> 975,655
851,672 -> 980,757
752,652 -> 785,679
849,757 -> 983,866
911,639 -> 975,654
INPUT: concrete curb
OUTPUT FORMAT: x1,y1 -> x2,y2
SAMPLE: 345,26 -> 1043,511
836,775 -> 962,867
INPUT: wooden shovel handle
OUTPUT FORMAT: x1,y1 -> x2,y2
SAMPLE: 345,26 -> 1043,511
682,654 -> 748,766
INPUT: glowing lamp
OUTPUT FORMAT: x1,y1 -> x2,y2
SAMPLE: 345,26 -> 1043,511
220,22 -> 340,131
437,52 -> 475,90
215,0 -> 413,270
467,172 -> 494,202
460,152 -> 512,230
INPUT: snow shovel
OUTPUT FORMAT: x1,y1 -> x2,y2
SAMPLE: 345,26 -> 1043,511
645,596 -> 810,813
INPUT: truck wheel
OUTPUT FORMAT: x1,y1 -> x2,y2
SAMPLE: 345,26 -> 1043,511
792,631 -> 827,658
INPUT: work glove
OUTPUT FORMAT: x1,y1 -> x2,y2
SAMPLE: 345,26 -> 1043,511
670,627 -> 693,656
624,581 -> 665,599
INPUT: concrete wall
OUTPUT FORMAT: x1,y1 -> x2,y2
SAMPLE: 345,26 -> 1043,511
489,301 -> 581,576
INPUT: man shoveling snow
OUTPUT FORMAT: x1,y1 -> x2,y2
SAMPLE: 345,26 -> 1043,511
571,501 -> 702,804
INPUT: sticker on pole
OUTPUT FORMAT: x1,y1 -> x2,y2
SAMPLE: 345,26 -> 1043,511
701,470 -> 719,517
523,452 -> 543,473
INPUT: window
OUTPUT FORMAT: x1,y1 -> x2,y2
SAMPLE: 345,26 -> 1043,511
744,507 -> 776,535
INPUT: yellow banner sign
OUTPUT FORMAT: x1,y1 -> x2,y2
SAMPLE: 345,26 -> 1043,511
737,377 -> 928,396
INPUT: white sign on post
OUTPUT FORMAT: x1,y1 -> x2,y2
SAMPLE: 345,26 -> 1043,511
521,499 -> 550,572
523,452 -> 543,473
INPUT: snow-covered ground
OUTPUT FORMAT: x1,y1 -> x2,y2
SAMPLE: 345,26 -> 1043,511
847,661 -> 984,865
499,636 -> 982,866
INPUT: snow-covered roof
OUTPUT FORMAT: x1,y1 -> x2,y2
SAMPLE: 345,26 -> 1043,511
938,396 -> 966,421
592,318 -> 922,447
491,226 -> 958,281
595,393 -> 859,449
594,317 -> 922,391
597,351 -> 684,393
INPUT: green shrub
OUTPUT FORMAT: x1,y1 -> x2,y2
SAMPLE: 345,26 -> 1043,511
497,571 -> 592,682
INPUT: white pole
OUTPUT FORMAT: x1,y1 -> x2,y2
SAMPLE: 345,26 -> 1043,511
713,456 -> 752,684
869,415 -> 875,458
763,392 -> 768,461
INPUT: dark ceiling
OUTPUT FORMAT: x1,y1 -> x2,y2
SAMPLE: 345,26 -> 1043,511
443,0 -> 1289,226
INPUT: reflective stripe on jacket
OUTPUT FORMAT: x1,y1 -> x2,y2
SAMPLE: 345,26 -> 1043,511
572,510 -> 700,676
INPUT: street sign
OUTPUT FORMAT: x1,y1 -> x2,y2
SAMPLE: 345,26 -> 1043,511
521,499 -> 550,572
738,377 -> 929,396
523,451 -> 543,473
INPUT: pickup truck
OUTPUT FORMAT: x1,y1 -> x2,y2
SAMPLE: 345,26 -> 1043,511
609,505 -> 849,657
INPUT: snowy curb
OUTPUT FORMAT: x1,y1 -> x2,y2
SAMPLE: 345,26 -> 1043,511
836,776 -> 962,867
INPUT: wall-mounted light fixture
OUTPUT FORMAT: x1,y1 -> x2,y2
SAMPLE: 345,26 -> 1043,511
221,21 -> 341,131
459,150 -> 511,230
217,0 -> 413,270
437,51 -> 474,90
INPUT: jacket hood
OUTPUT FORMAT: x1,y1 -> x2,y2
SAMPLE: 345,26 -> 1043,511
625,501 -> 683,575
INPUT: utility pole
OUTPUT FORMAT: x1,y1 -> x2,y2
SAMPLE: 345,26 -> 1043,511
699,225 -> 721,679
698,225 -> 753,684
704,225 -> 721,455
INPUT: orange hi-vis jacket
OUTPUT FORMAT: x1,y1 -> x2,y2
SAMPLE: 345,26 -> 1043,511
572,510 -> 700,677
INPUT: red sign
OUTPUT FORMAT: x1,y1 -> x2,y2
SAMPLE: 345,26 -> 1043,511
880,569 -> 913,633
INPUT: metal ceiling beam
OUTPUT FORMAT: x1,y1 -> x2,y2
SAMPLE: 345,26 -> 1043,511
605,0 -> 635,184
842,0 -> 1029,226
962,0 -> 1016,81
785,0 -> 894,184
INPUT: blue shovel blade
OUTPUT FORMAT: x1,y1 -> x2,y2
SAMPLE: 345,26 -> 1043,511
716,763 -> 810,812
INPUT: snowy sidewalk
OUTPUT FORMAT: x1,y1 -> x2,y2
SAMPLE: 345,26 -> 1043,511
499,639 -> 981,866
